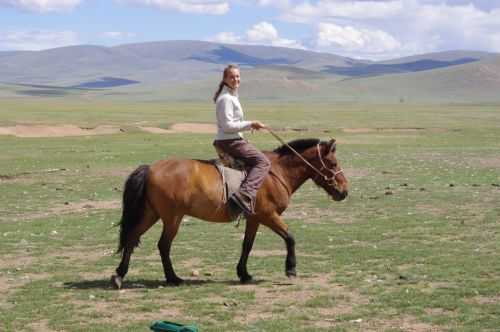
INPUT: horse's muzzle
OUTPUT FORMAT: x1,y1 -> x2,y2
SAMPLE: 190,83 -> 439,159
338,190 -> 348,201
331,189 -> 348,201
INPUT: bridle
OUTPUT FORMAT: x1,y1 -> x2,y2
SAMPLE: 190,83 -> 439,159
266,128 -> 343,188
315,143 -> 344,188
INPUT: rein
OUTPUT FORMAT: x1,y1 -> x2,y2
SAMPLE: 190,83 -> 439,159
266,128 -> 343,186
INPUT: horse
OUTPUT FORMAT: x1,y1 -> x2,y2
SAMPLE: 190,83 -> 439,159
111,138 -> 348,289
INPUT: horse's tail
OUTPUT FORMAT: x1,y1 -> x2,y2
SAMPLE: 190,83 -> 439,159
117,164 -> 150,254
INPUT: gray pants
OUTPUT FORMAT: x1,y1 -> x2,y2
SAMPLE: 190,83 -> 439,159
213,138 -> 271,202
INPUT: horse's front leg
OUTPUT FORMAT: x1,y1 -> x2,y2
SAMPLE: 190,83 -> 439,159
284,233 -> 296,277
237,219 -> 259,283
263,213 -> 296,278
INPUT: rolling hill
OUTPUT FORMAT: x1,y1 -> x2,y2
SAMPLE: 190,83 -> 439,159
0,41 -> 498,103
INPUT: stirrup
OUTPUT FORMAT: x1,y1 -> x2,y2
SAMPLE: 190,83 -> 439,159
227,199 -> 244,220
230,192 -> 254,216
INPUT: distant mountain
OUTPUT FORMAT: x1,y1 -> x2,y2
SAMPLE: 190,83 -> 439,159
0,41 -> 499,103
3,40 -> 491,86
322,58 -> 479,77
379,50 -> 496,64
0,41 -> 362,86
71,77 -> 140,88
329,54 -> 500,103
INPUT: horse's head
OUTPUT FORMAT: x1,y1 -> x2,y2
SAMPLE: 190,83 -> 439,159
273,137 -> 349,201
310,139 -> 349,201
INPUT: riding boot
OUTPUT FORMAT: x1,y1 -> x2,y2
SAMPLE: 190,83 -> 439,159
227,199 -> 244,220
230,191 -> 254,216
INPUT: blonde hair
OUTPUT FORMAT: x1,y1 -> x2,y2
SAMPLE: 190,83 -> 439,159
213,64 -> 239,103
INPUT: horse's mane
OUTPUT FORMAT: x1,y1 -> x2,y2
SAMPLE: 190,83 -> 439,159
273,138 -> 321,156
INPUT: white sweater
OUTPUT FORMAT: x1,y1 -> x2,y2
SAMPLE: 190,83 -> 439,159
215,87 -> 252,140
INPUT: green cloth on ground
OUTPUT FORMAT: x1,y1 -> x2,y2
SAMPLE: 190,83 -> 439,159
150,320 -> 199,332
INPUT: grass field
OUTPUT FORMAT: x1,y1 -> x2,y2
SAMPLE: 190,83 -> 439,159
1,98 -> 499,331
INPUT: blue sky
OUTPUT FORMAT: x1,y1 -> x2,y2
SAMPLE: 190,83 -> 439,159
1,0 -> 499,59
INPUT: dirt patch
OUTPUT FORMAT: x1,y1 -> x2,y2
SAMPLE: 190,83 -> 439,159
344,168 -> 372,178
51,200 -> 120,214
0,168 -> 67,183
140,123 -> 217,134
171,123 -> 217,133
0,122 -> 347,137
234,283 -> 317,325
342,128 -> 377,133
0,125 -> 120,137
0,123 -> 219,137
139,126 -> 173,134
0,271 -> 52,303
342,127 -> 431,133
282,203 -> 351,224
71,298 -> 184,325
180,257 -> 203,269
357,316 -> 442,332
46,246 -> 113,265
13,199 -> 120,221
466,295 -> 500,305
475,157 -> 500,169
233,273 -> 370,325
415,204 -> 448,217
98,167 -> 135,178
250,249 -> 285,257
1,253 -> 35,270
0,275 -> 10,295
26,319 -> 54,332
342,128 -> 425,134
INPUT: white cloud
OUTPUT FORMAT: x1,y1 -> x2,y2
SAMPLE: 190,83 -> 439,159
116,0 -> 229,15
102,31 -> 137,39
392,2 -> 500,56
211,21 -> 304,49
256,0 -> 289,9
283,0 -> 403,23
0,30 -> 79,51
271,0 -> 500,58
246,21 -> 279,42
0,0 -> 81,13
316,22 -> 400,57
212,32 -> 242,44
247,22 -> 303,48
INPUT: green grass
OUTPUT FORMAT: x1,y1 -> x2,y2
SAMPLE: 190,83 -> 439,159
0,98 -> 499,331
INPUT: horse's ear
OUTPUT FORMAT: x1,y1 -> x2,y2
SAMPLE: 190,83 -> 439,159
328,138 -> 336,152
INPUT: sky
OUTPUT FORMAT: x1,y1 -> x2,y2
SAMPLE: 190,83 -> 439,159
1,0 -> 500,60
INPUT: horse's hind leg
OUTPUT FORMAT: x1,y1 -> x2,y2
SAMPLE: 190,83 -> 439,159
158,215 -> 183,286
112,204 -> 158,289
237,219 -> 260,283
262,214 -> 297,278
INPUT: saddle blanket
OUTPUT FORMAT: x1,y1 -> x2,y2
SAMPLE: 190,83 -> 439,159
213,160 -> 246,203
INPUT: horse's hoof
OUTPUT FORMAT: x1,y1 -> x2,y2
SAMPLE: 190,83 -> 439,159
166,277 -> 184,286
286,270 -> 297,278
111,275 -> 123,289
239,274 -> 253,284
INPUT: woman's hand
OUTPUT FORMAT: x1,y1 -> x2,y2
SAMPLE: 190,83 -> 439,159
250,121 -> 266,130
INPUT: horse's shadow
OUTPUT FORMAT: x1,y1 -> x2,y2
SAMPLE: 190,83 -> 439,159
64,278 -> 266,290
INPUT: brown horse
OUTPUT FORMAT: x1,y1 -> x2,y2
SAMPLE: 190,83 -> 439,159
111,138 -> 348,289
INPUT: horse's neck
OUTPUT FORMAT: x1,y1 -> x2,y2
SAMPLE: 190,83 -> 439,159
276,157 -> 311,194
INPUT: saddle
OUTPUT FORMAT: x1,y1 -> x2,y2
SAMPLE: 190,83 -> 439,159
213,146 -> 246,204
